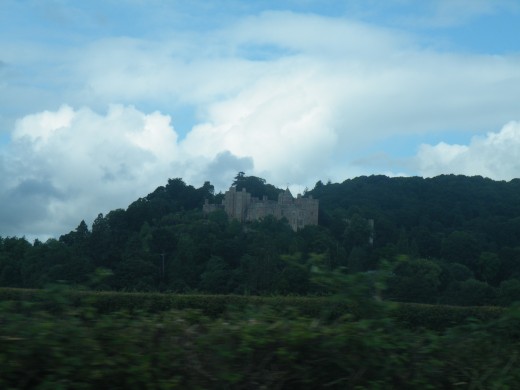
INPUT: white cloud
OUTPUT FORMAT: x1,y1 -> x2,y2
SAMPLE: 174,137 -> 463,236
72,12 -> 520,143
2,9 -> 520,238
13,105 -> 75,146
1,105 -> 180,238
181,62 -> 338,184
416,121 -> 520,180
4,11 -> 520,142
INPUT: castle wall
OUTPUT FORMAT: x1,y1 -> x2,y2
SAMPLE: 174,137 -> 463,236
247,199 -> 278,222
202,201 -> 224,214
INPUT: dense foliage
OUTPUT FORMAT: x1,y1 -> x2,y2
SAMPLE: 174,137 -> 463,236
1,287 -> 519,389
0,287 -> 506,329
1,173 -> 520,306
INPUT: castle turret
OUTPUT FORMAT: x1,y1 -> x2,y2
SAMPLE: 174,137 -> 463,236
278,188 -> 294,205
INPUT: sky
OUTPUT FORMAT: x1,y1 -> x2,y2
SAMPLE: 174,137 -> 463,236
1,0 -> 520,240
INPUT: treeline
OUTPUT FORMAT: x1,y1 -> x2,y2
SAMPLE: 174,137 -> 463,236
1,174 -> 520,306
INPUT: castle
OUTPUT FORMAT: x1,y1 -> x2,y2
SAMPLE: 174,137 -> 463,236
203,186 -> 319,231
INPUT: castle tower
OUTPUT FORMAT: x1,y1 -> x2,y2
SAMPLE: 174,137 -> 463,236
224,187 -> 251,222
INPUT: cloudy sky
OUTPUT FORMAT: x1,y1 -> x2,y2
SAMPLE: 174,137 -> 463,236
1,0 -> 520,240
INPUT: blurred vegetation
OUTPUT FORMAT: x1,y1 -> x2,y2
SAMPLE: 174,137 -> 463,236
1,280 -> 519,388
0,286 -> 506,329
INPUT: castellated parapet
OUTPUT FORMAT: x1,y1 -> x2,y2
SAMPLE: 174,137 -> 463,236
203,187 -> 319,231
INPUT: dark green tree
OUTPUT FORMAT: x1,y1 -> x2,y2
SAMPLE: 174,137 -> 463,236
232,173 -> 281,200
386,256 -> 442,304
441,231 -> 480,267
199,256 -> 235,293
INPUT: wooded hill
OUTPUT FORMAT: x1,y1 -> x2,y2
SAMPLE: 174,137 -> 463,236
1,173 -> 520,306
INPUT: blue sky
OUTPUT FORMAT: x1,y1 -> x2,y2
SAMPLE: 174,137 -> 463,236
1,0 -> 520,239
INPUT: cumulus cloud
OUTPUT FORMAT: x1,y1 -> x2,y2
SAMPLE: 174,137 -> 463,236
181,64 -> 338,184
416,121 -> 520,180
0,105 -> 253,238
3,8 -> 520,238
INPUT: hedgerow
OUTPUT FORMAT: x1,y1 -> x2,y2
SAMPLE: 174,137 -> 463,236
1,296 -> 519,389
0,287 -> 506,328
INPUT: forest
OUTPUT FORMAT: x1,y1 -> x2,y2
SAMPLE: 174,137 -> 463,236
1,173 -> 520,306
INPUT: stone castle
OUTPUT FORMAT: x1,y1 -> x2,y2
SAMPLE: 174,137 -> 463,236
203,186 -> 319,231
